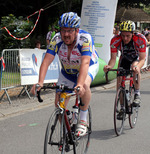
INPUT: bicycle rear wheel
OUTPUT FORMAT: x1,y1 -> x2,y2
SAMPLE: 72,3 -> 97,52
114,88 -> 126,136
44,108 -> 66,154
75,106 -> 92,154
129,86 -> 139,128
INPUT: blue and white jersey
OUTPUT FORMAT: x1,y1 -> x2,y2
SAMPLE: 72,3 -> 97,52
47,29 -> 99,78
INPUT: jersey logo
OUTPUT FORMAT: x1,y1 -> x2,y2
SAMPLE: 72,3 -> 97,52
80,36 -> 88,43
111,45 -> 116,48
112,38 -> 121,46
139,44 -> 145,48
72,50 -> 81,56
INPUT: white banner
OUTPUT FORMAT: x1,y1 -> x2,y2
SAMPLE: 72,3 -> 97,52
19,49 -> 60,85
142,47 -> 149,68
80,0 -> 118,63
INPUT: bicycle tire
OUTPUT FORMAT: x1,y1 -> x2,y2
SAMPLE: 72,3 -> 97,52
44,108 -> 66,154
129,86 -> 139,128
114,88 -> 126,136
75,106 -> 92,154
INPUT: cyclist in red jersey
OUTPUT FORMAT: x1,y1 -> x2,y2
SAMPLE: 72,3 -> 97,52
104,20 -> 146,115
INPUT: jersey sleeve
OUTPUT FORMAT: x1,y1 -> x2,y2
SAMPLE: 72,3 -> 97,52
110,36 -> 120,53
46,34 -> 58,56
81,34 -> 93,56
134,34 -> 147,53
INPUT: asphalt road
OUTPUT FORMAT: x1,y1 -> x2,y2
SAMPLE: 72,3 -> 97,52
0,74 -> 150,154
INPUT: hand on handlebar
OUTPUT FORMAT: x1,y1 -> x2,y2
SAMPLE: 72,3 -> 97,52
74,85 -> 85,97
31,83 -> 42,96
33,84 -> 43,103
132,65 -> 140,74
103,65 -> 111,73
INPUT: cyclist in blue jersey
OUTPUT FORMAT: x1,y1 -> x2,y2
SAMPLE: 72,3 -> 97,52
32,12 -> 99,137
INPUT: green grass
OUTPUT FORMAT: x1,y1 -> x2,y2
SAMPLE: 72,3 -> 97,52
1,72 -> 21,88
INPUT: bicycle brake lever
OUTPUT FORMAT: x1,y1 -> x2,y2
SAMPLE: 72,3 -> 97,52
36,84 -> 43,103
37,90 -> 43,103
76,86 -> 80,93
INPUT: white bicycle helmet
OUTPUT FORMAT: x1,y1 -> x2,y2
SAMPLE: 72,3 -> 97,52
59,12 -> 81,28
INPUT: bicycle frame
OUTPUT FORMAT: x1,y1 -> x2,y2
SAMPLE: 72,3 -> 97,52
59,91 -> 80,140
120,72 -> 134,90
108,68 -> 139,136
38,84 -> 91,154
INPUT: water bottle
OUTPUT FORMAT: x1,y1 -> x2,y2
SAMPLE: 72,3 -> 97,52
71,106 -> 79,124
126,90 -> 131,113
66,110 -> 72,122
126,90 -> 130,103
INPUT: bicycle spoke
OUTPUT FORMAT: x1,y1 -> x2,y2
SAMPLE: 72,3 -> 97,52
129,87 -> 139,128
44,109 -> 66,154
129,106 -> 139,128
114,88 -> 126,136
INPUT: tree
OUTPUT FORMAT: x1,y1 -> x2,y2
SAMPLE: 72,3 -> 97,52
118,0 -> 150,8
0,14 -> 33,51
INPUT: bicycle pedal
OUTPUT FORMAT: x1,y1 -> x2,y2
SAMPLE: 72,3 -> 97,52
65,144 -> 70,152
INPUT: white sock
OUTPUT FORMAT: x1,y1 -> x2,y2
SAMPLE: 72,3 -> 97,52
134,89 -> 140,96
80,109 -> 88,122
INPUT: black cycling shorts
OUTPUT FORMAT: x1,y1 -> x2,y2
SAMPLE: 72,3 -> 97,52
117,56 -> 138,76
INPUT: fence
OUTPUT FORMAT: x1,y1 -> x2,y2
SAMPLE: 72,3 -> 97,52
0,49 -> 31,104
0,48 -> 60,104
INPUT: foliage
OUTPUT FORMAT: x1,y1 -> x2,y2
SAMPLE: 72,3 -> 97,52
0,0 -> 84,52
0,14 -> 34,52
143,5 -> 150,15
118,0 -> 150,8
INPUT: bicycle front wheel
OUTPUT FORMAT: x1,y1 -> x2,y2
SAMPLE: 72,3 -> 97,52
114,88 -> 126,136
129,86 -> 139,128
44,108 -> 66,154
75,106 -> 92,154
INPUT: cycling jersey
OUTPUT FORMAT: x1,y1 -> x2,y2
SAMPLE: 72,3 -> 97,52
110,32 -> 146,74
46,31 -> 52,41
110,32 -> 146,55
47,29 -> 99,82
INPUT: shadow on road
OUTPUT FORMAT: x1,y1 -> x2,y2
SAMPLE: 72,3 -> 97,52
91,126 -> 133,141
90,129 -> 116,140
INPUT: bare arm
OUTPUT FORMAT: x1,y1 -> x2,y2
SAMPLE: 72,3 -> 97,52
137,52 -> 146,69
77,55 -> 91,86
132,52 -> 146,73
103,52 -> 117,72
38,53 -> 55,86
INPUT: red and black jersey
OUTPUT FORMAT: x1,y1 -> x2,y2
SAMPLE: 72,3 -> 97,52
110,32 -> 146,54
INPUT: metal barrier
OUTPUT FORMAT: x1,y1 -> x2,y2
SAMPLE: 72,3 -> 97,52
0,49 -> 30,104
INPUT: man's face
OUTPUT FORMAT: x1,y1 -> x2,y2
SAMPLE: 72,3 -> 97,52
121,31 -> 133,44
60,27 -> 79,45
113,28 -> 116,34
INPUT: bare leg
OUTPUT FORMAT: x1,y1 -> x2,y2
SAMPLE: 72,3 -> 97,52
117,76 -> 122,90
131,61 -> 141,106
80,75 -> 92,111
55,92 -> 70,108
132,61 -> 141,91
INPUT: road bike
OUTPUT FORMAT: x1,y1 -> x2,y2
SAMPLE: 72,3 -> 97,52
106,67 -> 139,136
37,84 -> 92,154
